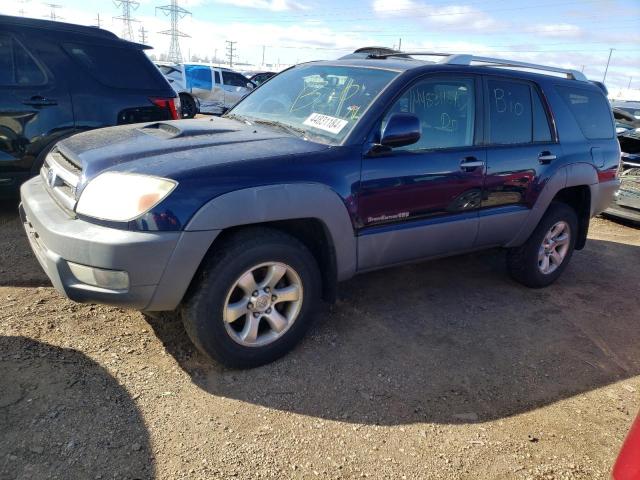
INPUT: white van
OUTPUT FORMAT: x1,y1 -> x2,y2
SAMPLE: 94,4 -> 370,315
156,63 -> 255,118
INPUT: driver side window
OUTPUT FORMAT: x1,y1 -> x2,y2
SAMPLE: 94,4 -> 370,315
383,76 -> 475,151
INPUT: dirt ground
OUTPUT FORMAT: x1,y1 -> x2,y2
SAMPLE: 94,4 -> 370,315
1,199 -> 639,480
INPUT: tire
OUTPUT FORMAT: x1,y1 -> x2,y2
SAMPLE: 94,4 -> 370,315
179,93 -> 197,119
507,201 -> 578,288
181,227 -> 321,369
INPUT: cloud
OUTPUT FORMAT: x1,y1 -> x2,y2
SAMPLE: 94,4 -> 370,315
526,23 -> 583,38
372,1 -> 498,32
211,0 -> 309,11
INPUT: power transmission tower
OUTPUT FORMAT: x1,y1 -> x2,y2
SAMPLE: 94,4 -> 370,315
156,0 -> 191,63
44,3 -> 62,20
113,0 -> 139,41
226,40 -> 237,68
139,25 -> 149,44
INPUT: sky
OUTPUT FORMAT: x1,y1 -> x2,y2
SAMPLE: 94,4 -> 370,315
2,0 -> 639,90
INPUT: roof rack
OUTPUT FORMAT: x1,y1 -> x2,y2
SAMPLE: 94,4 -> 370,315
366,51 -> 588,82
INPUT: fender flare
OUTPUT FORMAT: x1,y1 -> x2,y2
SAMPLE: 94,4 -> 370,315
506,163 -> 598,248
185,183 -> 358,281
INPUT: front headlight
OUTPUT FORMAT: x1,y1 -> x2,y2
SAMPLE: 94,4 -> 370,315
76,172 -> 177,222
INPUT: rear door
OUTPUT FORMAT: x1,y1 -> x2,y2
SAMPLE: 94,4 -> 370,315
221,71 -> 252,108
0,31 -> 74,190
475,76 -> 559,246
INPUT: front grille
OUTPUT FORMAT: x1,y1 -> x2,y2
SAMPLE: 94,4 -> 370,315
41,149 -> 82,214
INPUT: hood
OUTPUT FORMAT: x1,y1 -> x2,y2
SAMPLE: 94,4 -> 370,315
57,117 -> 329,185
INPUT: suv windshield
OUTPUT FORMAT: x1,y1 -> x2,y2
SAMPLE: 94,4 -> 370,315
227,64 -> 399,145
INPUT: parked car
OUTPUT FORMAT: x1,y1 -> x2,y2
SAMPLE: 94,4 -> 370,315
20,52 -> 619,368
0,15 -> 179,198
613,413 -> 640,480
247,71 -> 276,86
612,100 -> 640,120
156,62 -> 254,118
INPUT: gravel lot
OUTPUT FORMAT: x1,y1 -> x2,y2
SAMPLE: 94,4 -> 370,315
1,199 -> 639,480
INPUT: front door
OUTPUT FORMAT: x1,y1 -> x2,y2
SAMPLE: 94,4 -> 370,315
0,32 -> 74,192
221,70 -> 251,109
357,74 -> 485,270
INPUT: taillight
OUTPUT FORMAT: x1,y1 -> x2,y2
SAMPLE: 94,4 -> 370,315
149,96 -> 180,120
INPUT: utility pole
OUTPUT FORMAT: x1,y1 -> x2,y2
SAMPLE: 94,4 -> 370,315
628,76 -> 633,89
214,48 -> 218,64
95,13 -> 102,28
19,0 -> 29,16
44,3 -> 62,20
262,45 -> 265,66
226,40 -> 237,68
113,0 -> 139,41
581,65 -> 585,72
602,48 -> 614,84
156,0 -> 191,63
398,38 -> 402,51
139,25 -> 148,44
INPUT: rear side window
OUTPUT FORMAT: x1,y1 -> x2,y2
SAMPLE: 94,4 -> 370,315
64,43 -> 164,89
222,71 -> 249,87
556,86 -> 614,139
214,71 -> 221,84
0,34 -> 46,86
185,65 -> 212,90
487,79 -> 532,144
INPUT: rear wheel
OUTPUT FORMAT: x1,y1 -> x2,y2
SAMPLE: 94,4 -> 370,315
179,93 -> 197,119
181,227 -> 321,368
507,202 -> 578,288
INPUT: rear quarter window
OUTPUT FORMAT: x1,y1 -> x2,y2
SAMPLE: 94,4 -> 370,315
556,85 -> 614,140
64,43 -> 166,90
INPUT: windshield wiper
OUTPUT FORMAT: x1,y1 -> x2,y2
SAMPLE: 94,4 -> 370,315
250,119 -> 308,138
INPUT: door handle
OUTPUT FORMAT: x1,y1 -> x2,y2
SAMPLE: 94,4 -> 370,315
460,156 -> 485,171
538,151 -> 557,164
22,96 -> 57,107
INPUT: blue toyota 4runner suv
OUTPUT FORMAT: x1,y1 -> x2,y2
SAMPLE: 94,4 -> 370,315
20,52 -> 620,368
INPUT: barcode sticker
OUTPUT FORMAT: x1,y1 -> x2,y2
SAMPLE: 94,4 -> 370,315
303,113 -> 349,134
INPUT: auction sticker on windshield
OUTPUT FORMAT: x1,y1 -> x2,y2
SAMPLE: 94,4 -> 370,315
303,113 -> 349,134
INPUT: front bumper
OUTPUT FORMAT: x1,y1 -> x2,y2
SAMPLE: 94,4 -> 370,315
20,176 -> 218,310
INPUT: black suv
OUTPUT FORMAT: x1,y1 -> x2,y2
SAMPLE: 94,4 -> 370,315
0,15 -> 179,198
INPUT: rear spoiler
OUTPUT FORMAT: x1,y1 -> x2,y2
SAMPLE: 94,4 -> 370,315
590,80 -> 608,95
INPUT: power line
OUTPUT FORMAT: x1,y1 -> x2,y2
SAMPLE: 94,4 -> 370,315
156,0 -> 191,63
113,0 -> 139,41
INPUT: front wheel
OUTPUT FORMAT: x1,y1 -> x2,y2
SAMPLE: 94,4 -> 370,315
507,202 -> 578,288
181,227 -> 321,368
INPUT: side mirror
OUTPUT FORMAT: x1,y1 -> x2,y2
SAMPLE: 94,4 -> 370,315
380,113 -> 421,148
246,82 -> 254,89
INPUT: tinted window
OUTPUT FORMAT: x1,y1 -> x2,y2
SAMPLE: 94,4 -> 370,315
0,34 -> 45,86
64,43 -> 163,89
185,65 -> 212,90
383,77 -> 475,150
556,86 -> 614,139
532,88 -> 552,142
222,71 -> 248,87
487,79 -> 532,144
213,71 -> 221,85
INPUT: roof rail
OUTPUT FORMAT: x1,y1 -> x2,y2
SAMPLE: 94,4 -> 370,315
443,54 -> 588,81
363,51 -> 588,82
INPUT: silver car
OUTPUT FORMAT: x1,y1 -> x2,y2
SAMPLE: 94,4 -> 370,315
156,62 -> 254,118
